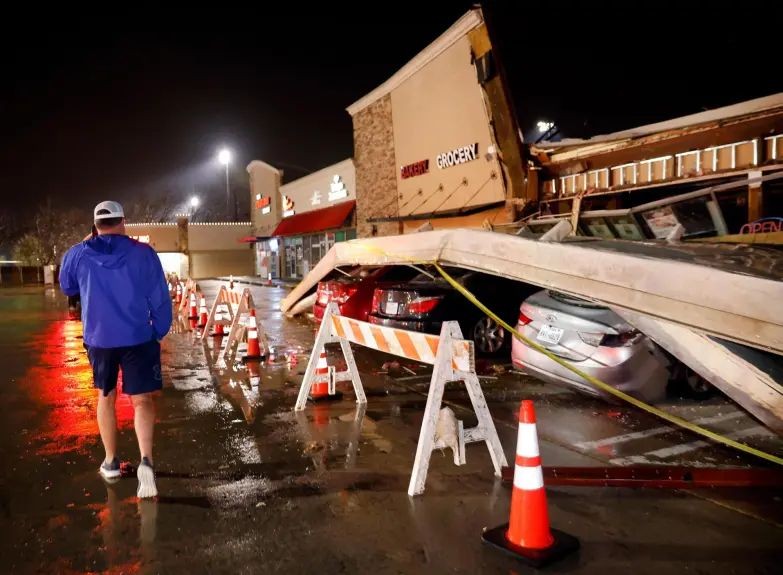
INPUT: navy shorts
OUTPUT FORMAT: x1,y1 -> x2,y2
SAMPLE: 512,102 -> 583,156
86,340 -> 163,396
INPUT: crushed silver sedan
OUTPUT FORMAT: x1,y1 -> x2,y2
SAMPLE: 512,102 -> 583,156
511,290 -> 675,403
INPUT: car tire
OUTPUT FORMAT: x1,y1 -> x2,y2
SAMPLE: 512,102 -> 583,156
471,316 -> 507,355
669,362 -> 714,400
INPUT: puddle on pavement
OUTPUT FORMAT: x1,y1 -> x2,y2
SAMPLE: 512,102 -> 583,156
5,285 -> 783,575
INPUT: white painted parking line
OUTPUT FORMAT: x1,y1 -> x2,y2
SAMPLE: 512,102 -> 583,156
609,425 -> 773,466
575,411 -> 744,451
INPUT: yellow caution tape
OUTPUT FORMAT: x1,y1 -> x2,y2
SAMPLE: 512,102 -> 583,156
345,242 -> 783,465
431,264 -> 783,467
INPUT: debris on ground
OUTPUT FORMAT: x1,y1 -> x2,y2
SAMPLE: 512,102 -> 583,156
434,407 -> 461,466
382,361 -> 401,372
304,441 -> 324,455
490,364 -> 507,376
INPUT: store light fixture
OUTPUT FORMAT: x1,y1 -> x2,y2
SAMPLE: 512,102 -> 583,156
537,121 -> 555,134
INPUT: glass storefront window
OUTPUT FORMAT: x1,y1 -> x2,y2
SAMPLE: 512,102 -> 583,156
671,197 -> 720,238
281,228 -> 357,279
640,206 -> 679,239
283,237 -> 303,279
608,215 -> 645,240
583,218 -> 615,239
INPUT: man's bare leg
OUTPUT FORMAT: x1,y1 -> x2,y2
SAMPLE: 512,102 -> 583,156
132,392 -> 158,498
97,389 -> 118,462
131,392 -> 156,463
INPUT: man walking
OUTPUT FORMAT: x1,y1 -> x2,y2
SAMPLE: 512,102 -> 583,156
60,201 -> 172,498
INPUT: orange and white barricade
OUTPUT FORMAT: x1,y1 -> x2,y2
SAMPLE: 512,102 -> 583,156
178,279 -> 199,315
227,288 -> 243,316
200,285 -> 236,339
210,287 -> 267,367
187,292 -> 198,319
294,302 -> 507,496
198,295 -> 208,327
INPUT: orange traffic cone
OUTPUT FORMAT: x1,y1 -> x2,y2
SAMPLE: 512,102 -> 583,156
188,292 -> 198,319
241,309 -> 264,362
309,349 -> 342,402
198,296 -> 208,328
482,400 -> 579,567
312,402 -> 330,426
246,359 -> 261,387
211,303 -> 225,337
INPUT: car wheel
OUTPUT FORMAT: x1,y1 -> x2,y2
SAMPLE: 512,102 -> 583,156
669,362 -> 713,400
472,316 -> 507,355
684,369 -> 713,399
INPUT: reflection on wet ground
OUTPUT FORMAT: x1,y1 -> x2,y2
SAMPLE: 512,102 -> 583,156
0,284 -> 781,574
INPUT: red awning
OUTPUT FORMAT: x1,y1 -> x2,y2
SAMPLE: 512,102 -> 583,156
238,236 -> 258,243
272,201 -> 355,237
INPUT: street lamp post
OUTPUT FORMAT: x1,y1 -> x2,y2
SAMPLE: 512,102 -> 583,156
218,148 -> 232,220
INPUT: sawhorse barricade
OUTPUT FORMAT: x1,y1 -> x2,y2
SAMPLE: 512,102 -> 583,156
294,302 -> 507,496
177,279 -> 199,315
199,285 -> 243,340
205,286 -> 266,367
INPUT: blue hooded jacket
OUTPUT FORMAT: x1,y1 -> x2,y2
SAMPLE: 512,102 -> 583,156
59,234 -> 173,348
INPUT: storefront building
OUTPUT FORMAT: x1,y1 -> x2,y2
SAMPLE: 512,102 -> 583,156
247,159 -> 356,280
346,7 -> 782,243
527,94 -> 783,241
347,8 -> 528,238
125,218 -> 254,279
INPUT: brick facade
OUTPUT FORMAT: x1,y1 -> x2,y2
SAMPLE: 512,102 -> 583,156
353,95 -> 400,238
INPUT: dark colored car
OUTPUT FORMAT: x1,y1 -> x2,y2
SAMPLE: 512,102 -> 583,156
313,265 -> 421,323
369,267 -> 534,355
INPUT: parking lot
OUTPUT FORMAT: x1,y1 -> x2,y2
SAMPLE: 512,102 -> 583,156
0,283 -> 781,574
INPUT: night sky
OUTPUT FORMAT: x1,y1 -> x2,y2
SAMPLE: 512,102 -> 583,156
1,1 -> 781,219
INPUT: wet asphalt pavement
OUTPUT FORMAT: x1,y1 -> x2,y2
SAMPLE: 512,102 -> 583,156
0,283 -> 781,574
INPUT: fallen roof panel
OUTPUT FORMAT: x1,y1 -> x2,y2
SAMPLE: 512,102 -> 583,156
281,229 -> 783,355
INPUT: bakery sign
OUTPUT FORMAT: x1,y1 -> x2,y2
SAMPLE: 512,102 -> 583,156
436,142 -> 479,169
400,159 -> 429,179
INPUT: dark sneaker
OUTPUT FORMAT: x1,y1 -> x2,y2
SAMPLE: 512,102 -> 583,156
99,457 -> 121,480
136,457 -> 158,499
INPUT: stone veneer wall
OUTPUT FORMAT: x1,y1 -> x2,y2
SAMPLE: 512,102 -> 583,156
352,95 -> 400,238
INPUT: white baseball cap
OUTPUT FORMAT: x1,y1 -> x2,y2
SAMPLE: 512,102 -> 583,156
94,200 -> 125,221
